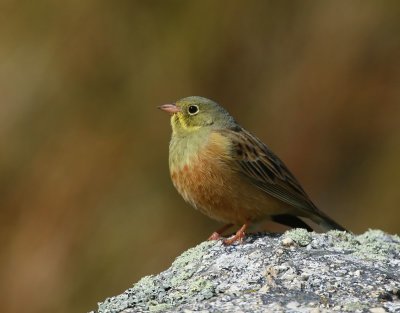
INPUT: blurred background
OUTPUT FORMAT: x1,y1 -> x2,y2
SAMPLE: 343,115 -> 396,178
1,1 -> 399,312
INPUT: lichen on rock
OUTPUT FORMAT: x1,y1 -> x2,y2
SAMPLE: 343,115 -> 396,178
95,230 -> 400,313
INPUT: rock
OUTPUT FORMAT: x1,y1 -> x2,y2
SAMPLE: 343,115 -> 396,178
94,229 -> 400,313
369,308 -> 387,313
281,237 -> 294,246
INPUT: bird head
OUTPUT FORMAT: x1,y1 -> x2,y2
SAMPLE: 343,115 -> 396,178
159,96 -> 236,135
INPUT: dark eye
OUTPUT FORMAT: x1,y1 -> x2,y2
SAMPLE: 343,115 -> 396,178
188,105 -> 199,115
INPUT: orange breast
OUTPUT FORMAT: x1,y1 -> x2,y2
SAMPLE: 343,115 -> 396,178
170,132 -> 286,224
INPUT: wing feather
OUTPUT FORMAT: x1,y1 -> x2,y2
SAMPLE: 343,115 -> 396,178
218,127 -> 317,214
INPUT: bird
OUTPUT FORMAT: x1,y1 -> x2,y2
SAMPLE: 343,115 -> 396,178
159,96 -> 346,244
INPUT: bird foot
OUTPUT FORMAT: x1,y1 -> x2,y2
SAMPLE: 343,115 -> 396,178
223,223 -> 248,245
223,230 -> 245,245
207,223 -> 233,241
208,232 -> 221,241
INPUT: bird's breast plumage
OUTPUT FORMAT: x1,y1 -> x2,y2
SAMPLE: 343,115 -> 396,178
169,131 -> 286,224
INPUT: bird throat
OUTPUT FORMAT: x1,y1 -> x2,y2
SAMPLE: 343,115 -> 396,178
169,128 -> 210,173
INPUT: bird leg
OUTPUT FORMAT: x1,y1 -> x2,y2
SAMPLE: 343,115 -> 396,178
208,223 -> 233,241
223,223 -> 248,245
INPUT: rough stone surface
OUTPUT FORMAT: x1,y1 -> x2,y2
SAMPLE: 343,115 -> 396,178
95,229 -> 400,313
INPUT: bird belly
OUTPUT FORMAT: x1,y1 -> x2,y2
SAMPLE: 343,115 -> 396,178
170,154 -> 287,224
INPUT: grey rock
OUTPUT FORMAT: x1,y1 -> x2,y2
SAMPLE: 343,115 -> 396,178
95,229 -> 400,313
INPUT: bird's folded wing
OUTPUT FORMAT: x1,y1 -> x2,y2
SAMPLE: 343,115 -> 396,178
218,127 -> 317,214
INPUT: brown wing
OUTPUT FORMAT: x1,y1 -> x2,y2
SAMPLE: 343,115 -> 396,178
218,127 -> 319,215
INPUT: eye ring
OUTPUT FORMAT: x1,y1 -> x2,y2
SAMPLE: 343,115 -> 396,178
188,105 -> 199,115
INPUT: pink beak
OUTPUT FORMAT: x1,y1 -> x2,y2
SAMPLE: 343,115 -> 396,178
158,104 -> 181,115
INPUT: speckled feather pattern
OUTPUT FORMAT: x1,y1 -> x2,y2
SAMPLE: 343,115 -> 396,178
218,127 -> 316,212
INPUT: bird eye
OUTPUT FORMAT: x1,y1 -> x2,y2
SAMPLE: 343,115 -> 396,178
188,105 -> 199,115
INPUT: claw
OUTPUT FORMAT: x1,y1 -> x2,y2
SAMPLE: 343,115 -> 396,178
208,232 -> 221,241
223,223 -> 248,245
207,223 -> 233,241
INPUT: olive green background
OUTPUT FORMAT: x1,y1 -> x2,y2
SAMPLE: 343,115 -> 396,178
1,1 -> 399,313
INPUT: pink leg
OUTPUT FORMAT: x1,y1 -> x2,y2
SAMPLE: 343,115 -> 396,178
208,223 -> 233,241
223,223 -> 248,245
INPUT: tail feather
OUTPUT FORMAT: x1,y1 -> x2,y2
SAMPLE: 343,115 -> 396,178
271,214 -> 314,232
313,212 -> 347,232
